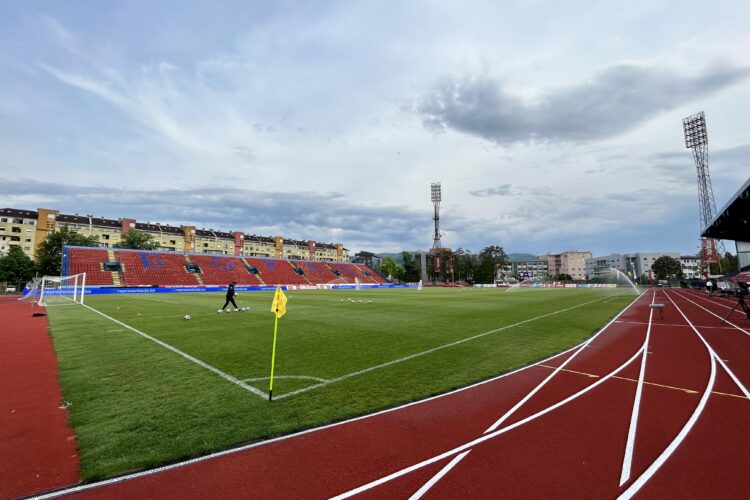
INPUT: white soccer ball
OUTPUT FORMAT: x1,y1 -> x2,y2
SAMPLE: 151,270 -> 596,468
184,314 -> 191,320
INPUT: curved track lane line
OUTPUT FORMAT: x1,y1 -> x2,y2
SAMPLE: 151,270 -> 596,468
617,290 -> 717,500
331,334 -> 649,499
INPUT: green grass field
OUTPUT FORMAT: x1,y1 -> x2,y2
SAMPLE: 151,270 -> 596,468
46,286 -> 636,480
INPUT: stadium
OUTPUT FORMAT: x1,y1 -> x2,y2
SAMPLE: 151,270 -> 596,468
2,174 -> 748,497
2,3 -> 750,499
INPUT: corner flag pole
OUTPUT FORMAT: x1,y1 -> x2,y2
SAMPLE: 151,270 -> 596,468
269,312 -> 279,401
268,285 -> 287,402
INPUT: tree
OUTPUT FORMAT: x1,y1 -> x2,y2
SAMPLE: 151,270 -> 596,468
710,252 -> 739,275
380,256 -> 403,282
651,255 -> 682,280
35,227 -> 99,276
401,251 -> 421,282
115,229 -> 159,250
475,245 -> 509,283
554,273 -> 574,281
453,248 -> 478,283
0,246 -> 36,285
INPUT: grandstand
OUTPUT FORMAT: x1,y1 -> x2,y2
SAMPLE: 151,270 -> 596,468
115,250 -> 200,287
240,257 -> 311,286
65,248 -> 115,285
188,254 -> 263,286
328,262 -> 376,284
64,247 -> 387,288
291,260 -> 337,283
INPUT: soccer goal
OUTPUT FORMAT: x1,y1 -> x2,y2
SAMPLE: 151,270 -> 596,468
19,272 -> 87,307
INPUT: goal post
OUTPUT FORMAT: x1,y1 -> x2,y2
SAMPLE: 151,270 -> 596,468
20,272 -> 87,307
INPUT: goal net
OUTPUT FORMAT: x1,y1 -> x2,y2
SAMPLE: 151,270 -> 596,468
19,273 -> 87,307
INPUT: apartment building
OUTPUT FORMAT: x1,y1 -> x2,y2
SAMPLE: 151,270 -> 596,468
0,207 -> 348,262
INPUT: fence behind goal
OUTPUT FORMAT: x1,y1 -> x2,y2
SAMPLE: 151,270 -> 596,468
19,273 -> 87,307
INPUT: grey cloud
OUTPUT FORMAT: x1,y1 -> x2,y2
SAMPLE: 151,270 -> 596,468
417,64 -> 750,144
470,184 -> 512,197
0,179 -> 429,251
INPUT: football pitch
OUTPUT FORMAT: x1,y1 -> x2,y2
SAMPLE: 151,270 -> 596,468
46,287 -> 637,480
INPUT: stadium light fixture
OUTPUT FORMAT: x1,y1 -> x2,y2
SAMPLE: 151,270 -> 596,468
431,182 -> 441,203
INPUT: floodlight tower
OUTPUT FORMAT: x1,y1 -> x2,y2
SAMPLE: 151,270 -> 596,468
431,182 -> 442,249
682,111 -> 724,272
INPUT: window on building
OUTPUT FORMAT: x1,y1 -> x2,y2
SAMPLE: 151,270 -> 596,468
12,227 -> 21,233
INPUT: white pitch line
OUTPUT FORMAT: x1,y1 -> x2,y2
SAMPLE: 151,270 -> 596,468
79,303 -> 267,399
122,295 -> 179,304
331,340 -> 648,499
408,450 -> 472,500
619,290 -> 656,485
617,291 -> 717,500
278,293 -> 633,400
243,375 -> 329,383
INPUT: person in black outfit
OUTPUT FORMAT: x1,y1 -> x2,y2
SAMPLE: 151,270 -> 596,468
218,281 -> 239,312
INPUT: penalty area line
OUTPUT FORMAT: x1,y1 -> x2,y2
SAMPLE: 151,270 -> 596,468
79,303 -> 267,399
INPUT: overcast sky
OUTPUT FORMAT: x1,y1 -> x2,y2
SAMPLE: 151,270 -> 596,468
1,1 -> 748,256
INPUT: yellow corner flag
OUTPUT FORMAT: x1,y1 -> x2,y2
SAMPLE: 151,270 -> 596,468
271,285 -> 287,318
269,285 -> 287,401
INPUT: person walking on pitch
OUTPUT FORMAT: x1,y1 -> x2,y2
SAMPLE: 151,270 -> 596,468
218,281 -> 239,312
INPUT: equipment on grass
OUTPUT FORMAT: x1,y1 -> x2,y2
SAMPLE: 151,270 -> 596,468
184,314 -> 191,320
20,273 -> 87,307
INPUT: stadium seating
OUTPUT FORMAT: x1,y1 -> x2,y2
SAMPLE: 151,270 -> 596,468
356,264 -> 388,284
66,247 -> 115,285
292,260 -> 338,284
189,254 -> 262,286
244,258 -> 310,285
327,262 -> 378,284
67,247 -> 390,288
115,250 -> 200,287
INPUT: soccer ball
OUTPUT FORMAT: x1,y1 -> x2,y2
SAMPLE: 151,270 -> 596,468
184,314 -> 191,320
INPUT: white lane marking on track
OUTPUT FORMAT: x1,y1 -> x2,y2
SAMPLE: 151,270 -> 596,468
330,342 -> 649,499
36,295 -> 642,500
670,290 -> 750,400
79,303 -> 268,399
671,290 -> 749,337
617,290 -> 717,500
277,293 -> 632,400
619,290 -> 657,485
404,291 -> 647,498
408,450 -> 472,500
484,291 -> 643,433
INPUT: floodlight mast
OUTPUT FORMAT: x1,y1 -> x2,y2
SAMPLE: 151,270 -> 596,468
682,111 -> 724,272
431,182 -> 442,249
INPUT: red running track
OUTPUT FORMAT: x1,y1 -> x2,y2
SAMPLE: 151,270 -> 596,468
32,289 -> 750,498
0,297 -> 79,499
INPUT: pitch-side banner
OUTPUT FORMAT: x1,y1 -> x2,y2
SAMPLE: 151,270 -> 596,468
701,237 -> 719,263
